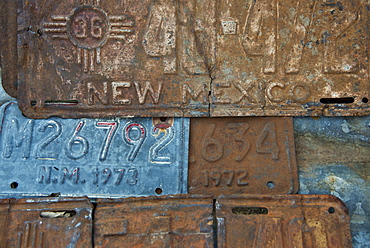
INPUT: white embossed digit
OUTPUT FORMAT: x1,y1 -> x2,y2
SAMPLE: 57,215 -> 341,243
35,120 -> 62,159
65,120 -> 89,159
149,126 -> 175,164
96,121 -> 118,161
123,123 -> 146,162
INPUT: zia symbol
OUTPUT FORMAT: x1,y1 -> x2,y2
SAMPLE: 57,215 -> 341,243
42,0 -> 134,72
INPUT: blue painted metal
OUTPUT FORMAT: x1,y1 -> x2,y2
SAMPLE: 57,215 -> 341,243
0,101 -> 189,198
295,116 -> 370,248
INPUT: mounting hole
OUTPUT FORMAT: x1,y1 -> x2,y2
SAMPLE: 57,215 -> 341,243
160,117 -> 167,122
155,188 -> 163,195
320,97 -> 354,104
267,181 -> 275,189
30,101 -> 37,106
328,207 -> 335,214
10,182 -> 18,189
362,98 -> 369,103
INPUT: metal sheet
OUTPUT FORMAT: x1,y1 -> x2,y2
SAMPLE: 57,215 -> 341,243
216,195 -> 353,248
2,0 -> 368,118
212,0 -> 369,116
94,195 -> 214,247
189,117 -> 298,195
2,197 -> 93,247
0,101 -> 189,198
10,0 -> 212,118
294,115 -> 370,248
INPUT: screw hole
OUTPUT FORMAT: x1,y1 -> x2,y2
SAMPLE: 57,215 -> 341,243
30,101 -> 37,106
267,181 -> 275,189
155,188 -> 163,195
362,98 -> 369,103
328,207 -> 335,214
160,117 -> 167,122
10,182 -> 18,189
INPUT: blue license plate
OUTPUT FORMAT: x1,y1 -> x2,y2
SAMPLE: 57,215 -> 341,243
0,101 -> 189,198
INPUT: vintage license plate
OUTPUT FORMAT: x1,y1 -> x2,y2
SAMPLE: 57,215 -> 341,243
212,0 -> 369,116
1,0 -> 368,118
0,101 -> 189,198
189,117 -> 298,195
216,195 -> 352,248
94,195 -> 214,247
1,197 -> 93,247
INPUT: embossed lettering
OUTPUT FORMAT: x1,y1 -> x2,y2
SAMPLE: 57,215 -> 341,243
112,82 -> 131,105
150,126 -> 174,164
323,1 -> 359,73
266,82 -> 310,103
65,121 -> 89,159
201,170 -> 249,187
134,82 -> 162,104
201,124 -> 223,162
61,167 -> 80,184
143,0 -> 177,74
96,121 -> 118,161
182,83 -> 208,104
242,0 -> 277,73
256,122 -> 279,160
227,123 -> 251,162
38,166 -> 51,184
213,83 -> 232,104
123,123 -> 147,162
87,82 -> 109,105
35,120 -> 62,159
3,119 -> 34,159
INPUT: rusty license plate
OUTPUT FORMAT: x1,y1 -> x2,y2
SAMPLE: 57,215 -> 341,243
1,197 -> 93,247
212,0 -> 369,116
189,117 -> 298,195
1,0 -> 368,118
0,101 -> 189,198
216,195 -> 352,247
94,195 -> 214,247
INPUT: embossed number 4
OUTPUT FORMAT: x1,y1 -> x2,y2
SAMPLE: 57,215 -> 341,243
256,122 -> 279,160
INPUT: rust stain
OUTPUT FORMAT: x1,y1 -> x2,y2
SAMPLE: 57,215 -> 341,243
216,194 -> 353,247
94,195 -> 214,248
189,117 -> 298,195
1,0 -> 368,118
1,197 -> 93,247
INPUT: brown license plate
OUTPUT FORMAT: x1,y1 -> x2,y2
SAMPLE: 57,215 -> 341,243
1,197 -> 93,247
216,195 -> 352,247
189,117 -> 298,195
1,0 -> 368,118
94,195 -> 214,247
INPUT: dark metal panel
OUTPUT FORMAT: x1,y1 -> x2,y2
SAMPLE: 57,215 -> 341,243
5,197 -> 93,247
94,195 -> 214,247
188,117 -> 298,195
216,195 -> 353,248
294,115 -> 370,248
0,101 -> 189,198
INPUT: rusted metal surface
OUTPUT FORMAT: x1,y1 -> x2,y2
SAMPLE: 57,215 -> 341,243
212,0 -> 369,116
0,101 -> 189,198
216,194 -> 353,247
189,117 -> 298,195
1,197 -> 93,247
294,115 -> 370,248
0,0 -> 18,99
1,0 -> 368,118
94,195 -> 214,247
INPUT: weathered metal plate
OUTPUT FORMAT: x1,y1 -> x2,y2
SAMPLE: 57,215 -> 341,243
1,197 -> 93,247
0,101 -> 189,198
10,0 -> 212,118
2,0 -> 368,118
212,0 -> 369,116
94,195 -> 214,247
189,117 -> 298,195
216,195 -> 353,247
294,115 -> 370,247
